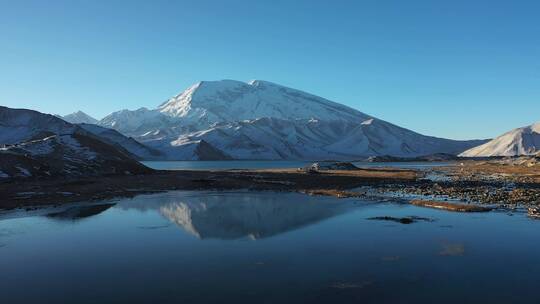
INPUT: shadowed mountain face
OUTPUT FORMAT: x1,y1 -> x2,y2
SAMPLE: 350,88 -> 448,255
0,106 -> 150,180
118,191 -> 359,240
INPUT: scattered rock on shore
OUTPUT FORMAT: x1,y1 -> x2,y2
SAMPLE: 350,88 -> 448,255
302,189 -> 363,198
411,199 -> 492,212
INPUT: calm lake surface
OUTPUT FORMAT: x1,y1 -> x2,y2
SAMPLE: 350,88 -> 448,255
1,191 -> 539,303
142,160 -> 453,170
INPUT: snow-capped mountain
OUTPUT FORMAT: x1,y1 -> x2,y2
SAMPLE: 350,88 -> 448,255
60,111 -> 98,124
97,79 -> 487,160
0,106 -> 149,179
460,122 -> 540,157
158,80 -> 368,126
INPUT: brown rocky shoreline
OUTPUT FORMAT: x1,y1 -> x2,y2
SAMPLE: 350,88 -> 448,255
0,167 -> 417,210
1,159 -> 539,212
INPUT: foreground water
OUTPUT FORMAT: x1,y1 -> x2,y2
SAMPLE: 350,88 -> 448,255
142,160 -> 453,170
1,191 -> 539,303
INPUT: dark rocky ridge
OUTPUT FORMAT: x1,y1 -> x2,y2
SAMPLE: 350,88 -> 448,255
366,153 -> 463,162
0,106 -> 151,180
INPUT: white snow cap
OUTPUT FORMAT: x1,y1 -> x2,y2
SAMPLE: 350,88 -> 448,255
158,79 -> 370,123
93,79 -> 486,160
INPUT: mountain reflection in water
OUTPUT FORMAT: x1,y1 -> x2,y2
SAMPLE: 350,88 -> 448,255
2,190 -> 540,304
46,203 -> 115,220
118,191 -> 359,240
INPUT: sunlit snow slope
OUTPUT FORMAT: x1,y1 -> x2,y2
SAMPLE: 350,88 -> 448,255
97,80 -> 486,160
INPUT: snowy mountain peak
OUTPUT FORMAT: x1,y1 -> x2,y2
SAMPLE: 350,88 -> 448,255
62,111 -> 98,124
460,122 -> 540,157
158,79 -> 370,125
159,80 -> 253,118
247,79 -> 281,88
95,79 -> 488,160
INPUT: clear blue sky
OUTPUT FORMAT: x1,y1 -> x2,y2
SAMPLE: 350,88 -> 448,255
1,0 -> 538,140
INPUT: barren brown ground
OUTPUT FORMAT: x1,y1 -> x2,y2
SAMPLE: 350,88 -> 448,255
410,199 -> 492,212
2,160 -> 538,211
443,160 -> 540,183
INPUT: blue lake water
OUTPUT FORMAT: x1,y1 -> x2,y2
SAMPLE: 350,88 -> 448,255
142,160 -> 453,170
1,190 -> 539,303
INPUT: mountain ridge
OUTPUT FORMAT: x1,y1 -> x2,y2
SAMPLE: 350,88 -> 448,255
60,111 -> 98,124
81,79 -> 488,160
460,122 -> 540,157
0,106 -> 150,179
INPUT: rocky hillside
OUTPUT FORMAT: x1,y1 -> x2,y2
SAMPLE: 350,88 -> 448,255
0,106 -> 151,180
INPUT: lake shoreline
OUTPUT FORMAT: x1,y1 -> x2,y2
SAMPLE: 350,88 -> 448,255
0,167 -> 417,210
1,159 -> 539,212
